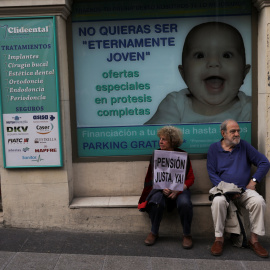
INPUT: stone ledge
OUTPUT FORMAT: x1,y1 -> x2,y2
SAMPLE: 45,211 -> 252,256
69,194 -> 211,209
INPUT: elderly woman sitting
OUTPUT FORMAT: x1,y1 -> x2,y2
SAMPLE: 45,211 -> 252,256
138,126 -> 195,248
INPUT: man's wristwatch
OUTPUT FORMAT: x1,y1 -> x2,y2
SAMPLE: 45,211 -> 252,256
252,178 -> 257,183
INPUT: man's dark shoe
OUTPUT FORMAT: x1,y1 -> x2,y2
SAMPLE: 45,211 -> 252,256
144,232 -> 158,246
182,235 -> 193,249
211,241 -> 223,256
249,241 -> 269,258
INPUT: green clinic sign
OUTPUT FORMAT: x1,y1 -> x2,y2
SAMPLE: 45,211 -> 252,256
0,17 -> 62,168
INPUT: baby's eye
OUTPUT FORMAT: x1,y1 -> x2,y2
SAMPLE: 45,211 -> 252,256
194,52 -> 205,59
223,52 -> 233,58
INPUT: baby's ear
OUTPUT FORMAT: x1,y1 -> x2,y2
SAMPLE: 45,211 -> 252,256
178,65 -> 185,80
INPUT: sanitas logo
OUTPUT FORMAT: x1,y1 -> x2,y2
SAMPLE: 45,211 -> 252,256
8,26 -> 49,34
22,155 -> 37,160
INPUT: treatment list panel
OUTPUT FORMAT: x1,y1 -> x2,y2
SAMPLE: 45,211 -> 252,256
0,17 -> 62,168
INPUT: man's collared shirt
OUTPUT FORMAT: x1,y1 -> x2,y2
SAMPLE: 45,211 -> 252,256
207,139 -> 270,189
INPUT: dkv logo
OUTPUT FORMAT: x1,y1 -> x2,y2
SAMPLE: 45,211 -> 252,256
7,126 -> 28,132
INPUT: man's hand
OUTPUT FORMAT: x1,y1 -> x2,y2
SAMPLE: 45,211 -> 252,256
246,179 -> 256,190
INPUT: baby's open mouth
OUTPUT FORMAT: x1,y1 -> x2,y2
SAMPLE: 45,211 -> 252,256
204,76 -> 224,91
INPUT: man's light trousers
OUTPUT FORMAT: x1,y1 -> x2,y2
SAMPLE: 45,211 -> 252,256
211,189 -> 266,237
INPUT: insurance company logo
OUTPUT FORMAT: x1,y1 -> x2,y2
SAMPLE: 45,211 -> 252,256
32,155 -> 44,163
6,118 -> 28,124
7,138 -> 29,144
50,115 -> 55,121
33,115 -> 49,121
6,126 -> 28,133
22,147 -> 30,152
36,123 -> 54,134
12,115 -> 21,121
34,137 -> 57,143
22,155 -> 37,160
22,155 -> 44,162
33,114 -> 56,123
35,148 -> 57,153
8,149 -> 21,152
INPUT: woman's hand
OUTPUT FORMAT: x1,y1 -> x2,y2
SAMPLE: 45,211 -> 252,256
163,185 -> 187,199
163,189 -> 171,197
168,190 -> 179,199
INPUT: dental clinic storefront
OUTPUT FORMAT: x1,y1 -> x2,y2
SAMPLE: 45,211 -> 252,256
0,0 -> 269,236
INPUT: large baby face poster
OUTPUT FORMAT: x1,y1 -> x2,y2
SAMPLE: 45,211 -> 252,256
72,0 -> 252,157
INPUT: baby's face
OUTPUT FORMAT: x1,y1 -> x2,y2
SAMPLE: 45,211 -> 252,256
179,24 -> 250,107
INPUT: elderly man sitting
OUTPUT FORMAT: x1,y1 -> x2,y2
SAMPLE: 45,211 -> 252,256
207,119 -> 270,258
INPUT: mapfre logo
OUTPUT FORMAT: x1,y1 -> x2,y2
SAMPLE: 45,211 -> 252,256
36,123 -> 54,134
35,148 -> 57,153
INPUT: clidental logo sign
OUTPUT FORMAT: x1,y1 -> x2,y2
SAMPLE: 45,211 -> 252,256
8,26 -> 49,34
0,24 -> 50,39
36,123 -> 54,134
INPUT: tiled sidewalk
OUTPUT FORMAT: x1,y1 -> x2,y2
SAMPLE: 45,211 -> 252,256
0,227 -> 269,269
